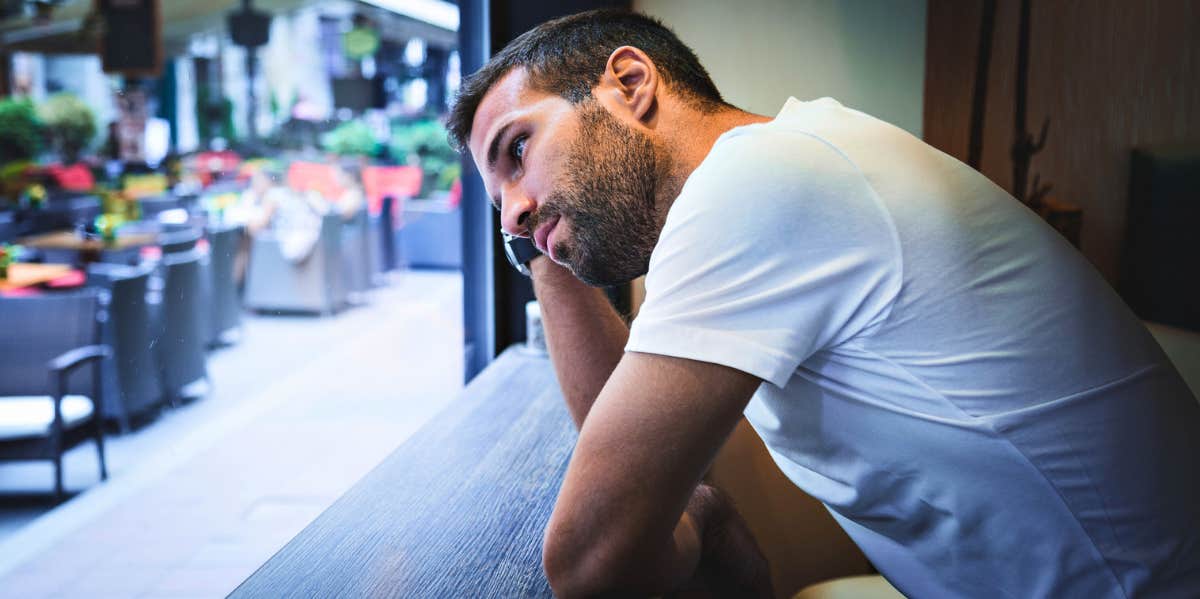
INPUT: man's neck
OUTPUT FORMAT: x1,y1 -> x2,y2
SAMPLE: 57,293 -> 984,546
653,104 -> 773,219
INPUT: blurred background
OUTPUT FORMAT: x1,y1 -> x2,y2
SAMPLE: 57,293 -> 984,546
0,1 -> 467,596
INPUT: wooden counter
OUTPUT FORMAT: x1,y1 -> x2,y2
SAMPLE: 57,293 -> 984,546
17,230 -> 158,251
231,347 -> 572,597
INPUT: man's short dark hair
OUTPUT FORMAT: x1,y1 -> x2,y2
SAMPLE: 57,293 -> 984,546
446,9 -> 728,152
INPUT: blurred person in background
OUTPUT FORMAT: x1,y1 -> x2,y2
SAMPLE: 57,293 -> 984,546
234,168 -> 326,272
333,166 -> 366,220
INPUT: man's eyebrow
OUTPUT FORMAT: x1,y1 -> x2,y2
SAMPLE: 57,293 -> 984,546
486,121 -> 514,173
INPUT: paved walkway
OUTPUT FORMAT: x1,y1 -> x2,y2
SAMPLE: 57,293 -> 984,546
0,271 -> 463,598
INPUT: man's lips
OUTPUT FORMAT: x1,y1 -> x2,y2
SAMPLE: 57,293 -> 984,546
533,215 -> 560,258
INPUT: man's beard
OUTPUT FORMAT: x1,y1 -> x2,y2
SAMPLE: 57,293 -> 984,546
528,101 -> 664,287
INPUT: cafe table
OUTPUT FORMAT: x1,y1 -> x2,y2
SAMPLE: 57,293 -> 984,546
231,347 -> 574,598
17,230 -> 158,251
0,263 -> 73,292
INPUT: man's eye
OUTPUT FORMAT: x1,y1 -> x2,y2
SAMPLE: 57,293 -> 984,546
510,135 -> 528,165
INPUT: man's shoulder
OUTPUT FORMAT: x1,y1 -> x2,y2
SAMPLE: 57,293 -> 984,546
666,122 -> 881,237
707,120 -> 851,171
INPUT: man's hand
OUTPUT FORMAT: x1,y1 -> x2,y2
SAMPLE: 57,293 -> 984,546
669,484 -> 775,599
530,255 -> 631,429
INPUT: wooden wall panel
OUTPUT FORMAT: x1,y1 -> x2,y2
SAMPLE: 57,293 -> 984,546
924,0 -> 1200,282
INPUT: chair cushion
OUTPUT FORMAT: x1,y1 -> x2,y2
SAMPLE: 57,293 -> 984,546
794,575 -> 906,599
0,395 -> 95,440
45,270 -> 86,289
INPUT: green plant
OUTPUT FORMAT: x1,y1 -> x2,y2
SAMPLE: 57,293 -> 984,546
390,119 -> 459,191
0,243 -> 23,278
436,161 -> 461,191
0,160 -> 33,204
322,119 -> 378,157
196,84 -> 237,143
94,213 -> 124,243
39,93 -> 97,164
0,98 -> 43,165
389,119 -> 452,163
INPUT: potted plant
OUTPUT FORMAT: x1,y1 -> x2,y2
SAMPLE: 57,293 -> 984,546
39,93 -> 97,165
389,119 -> 459,197
0,97 -> 42,165
0,243 -> 22,279
0,98 -> 42,204
321,119 -> 379,158
93,213 -> 123,244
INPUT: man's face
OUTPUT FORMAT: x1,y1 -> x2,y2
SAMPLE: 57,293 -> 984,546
469,69 -> 662,286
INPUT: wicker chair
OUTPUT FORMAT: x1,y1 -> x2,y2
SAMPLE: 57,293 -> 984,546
87,263 -> 163,430
156,248 -> 209,404
206,224 -> 244,345
0,292 -> 110,502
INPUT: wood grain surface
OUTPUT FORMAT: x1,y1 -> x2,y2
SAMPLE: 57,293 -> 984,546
231,347 -> 573,598
923,0 -> 1200,283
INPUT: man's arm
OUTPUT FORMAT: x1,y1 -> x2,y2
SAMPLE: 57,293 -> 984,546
531,257 -> 772,597
531,257 -> 630,429
541,350 -> 770,598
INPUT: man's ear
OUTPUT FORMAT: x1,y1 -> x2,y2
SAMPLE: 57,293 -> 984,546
598,46 -> 658,124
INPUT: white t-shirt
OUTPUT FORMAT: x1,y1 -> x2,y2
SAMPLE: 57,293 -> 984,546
626,97 -> 1200,597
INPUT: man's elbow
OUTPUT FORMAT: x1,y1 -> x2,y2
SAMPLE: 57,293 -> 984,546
542,523 -> 628,598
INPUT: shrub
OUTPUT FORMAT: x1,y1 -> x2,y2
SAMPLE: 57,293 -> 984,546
39,93 -> 97,164
0,98 -> 42,165
390,119 -> 459,191
321,119 -> 378,157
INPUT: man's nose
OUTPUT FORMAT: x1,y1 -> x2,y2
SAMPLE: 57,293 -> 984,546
499,188 -> 536,237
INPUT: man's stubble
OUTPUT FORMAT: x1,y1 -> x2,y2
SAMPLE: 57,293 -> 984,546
530,101 -> 666,287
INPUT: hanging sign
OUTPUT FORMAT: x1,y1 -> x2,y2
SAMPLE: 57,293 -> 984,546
96,0 -> 163,76
343,27 -> 381,60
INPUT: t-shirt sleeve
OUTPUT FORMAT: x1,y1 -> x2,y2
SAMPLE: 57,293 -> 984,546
625,129 -> 901,388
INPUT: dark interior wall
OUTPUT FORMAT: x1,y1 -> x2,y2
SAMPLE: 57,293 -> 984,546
482,0 -> 629,357
923,0 -> 1200,283
490,0 -> 628,53
460,0 -> 630,378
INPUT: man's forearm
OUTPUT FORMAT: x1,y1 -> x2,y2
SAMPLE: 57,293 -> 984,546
530,257 -> 629,430
546,484 -> 772,598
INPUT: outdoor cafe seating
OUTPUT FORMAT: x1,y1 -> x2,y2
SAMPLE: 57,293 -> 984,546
244,211 -> 349,315
0,291 -> 110,502
86,263 -> 161,431
2,170 -> 222,426
0,151 -> 431,505
156,241 -> 210,405
206,223 -> 245,345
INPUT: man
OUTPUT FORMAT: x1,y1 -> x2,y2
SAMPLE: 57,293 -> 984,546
448,9 -> 1200,598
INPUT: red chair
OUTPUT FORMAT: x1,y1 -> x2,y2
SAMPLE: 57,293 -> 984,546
361,165 -> 422,216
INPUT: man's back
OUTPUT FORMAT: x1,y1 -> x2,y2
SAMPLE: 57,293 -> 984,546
629,97 -> 1200,596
